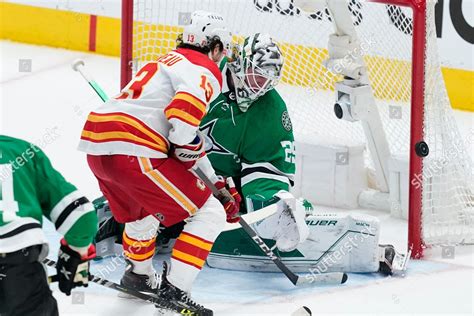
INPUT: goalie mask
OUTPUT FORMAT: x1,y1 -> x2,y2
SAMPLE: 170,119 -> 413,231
228,33 -> 283,112
180,10 -> 232,55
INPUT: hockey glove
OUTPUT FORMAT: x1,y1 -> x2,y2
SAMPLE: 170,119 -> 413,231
214,176 -> 241,223
172,131 -> 206,169
57,239 -> 96,296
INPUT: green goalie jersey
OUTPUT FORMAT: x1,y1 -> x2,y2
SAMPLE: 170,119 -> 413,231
200,73 -> 295,210
0,135 -> 97,254
200,60 -> 298,260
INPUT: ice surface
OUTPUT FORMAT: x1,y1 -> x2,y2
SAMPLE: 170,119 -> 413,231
1,40 -> 473,315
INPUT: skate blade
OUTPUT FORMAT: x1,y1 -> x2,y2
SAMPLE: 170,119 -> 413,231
117,290 -> 157,300
117,291 -> 137,299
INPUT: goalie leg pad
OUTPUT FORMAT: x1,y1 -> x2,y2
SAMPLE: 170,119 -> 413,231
304,212 -> 380,273
95,200 -> 124,258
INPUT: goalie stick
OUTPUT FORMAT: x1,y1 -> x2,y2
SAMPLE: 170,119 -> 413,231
71,59 -> 278,231
193,167 -> 348,286
43,258 -> 201,315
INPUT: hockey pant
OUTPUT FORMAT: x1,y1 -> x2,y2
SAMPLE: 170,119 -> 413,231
88,154 -> 225,292
0,245 -> 58,316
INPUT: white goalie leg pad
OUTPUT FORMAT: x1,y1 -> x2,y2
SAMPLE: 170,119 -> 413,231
304,212 -> 380,273
252,191 -> 309,252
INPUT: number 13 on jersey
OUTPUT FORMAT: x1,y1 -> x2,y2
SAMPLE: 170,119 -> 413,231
0,164 -> 20,222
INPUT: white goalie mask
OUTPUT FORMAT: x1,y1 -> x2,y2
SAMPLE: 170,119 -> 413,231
228,33 -> 283,112
182,10 -> 232,55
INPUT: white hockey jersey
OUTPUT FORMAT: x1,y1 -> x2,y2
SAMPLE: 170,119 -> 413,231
78,48 -> 222,158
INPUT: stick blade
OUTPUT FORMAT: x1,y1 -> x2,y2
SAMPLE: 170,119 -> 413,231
296,272 -> 348,286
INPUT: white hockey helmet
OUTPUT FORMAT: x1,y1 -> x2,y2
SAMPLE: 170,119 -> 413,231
228,33 -> 284,111
182,10 -> 232,54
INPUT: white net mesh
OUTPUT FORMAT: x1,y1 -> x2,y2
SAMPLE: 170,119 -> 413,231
129,0 -> 473,247
421,2 -> 473,245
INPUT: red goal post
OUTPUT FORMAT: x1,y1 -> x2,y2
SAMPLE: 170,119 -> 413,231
367,0 -> 428,258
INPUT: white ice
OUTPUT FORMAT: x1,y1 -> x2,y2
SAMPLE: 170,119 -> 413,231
1,40 -> 473,315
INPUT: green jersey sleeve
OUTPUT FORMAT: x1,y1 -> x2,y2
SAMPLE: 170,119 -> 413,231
240,89 -> 296,202
0,136 -> 97,252
34,148 -> 98,248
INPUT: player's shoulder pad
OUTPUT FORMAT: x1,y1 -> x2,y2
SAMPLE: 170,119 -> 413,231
175,48 -> 223,89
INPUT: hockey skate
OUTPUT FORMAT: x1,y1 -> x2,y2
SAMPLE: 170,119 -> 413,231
119,259 -> 159,298
156,261 -> 213,316
378,244 -> 410,275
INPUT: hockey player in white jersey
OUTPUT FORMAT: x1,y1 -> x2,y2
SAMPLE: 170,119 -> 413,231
79,10 -> 236,315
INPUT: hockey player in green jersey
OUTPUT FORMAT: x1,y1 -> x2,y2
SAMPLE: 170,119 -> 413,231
200,34 -> 408,275
0,135 -> 98,316
199,33 -> 309,259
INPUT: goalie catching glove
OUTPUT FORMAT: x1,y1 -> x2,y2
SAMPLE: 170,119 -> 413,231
172,131 -> 206,169
214,176 -> 241,223
56,239 -> 96,295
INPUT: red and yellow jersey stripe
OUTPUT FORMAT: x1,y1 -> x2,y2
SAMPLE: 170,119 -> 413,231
165,92 -> 206,127
122,231 -> 157,261
81,112 -> 170,154
171,232 -> 213,270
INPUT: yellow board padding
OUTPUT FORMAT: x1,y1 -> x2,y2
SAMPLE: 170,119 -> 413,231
1,2 -> 90,52
0,2 -> 472,112
442,67 -> 474,112
96,15 -> 121,56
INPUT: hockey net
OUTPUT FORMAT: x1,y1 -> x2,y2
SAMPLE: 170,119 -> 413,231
121,0 -> 474,257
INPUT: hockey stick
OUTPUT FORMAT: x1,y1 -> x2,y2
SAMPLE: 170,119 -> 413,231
43,258 -> 199,315
193,167 -> 348,286
70,59 -> 277,231
72,59 -> 109,102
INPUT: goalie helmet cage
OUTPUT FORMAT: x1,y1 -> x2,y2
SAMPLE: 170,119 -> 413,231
120,0 -> 473,259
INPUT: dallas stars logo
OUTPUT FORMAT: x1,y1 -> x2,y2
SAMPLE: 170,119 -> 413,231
199,119 -> 232,155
